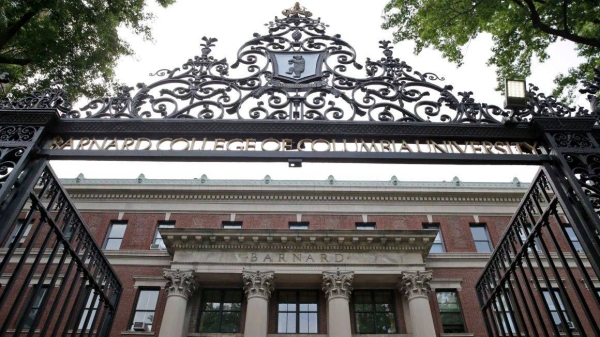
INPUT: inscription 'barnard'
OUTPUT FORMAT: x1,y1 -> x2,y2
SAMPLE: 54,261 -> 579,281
249,253 -> 346,263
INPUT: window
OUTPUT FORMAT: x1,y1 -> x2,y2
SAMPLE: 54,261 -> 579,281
198,289 -> 242,333
62,222 -> 75,241
6,220 -> 32,248
423,224 -> 445,253
289,221 -> 309,230
222,221 -> 242,229
78,291 -> 100,330
356,222 -> 376,230
470,224 -> 493,253
518,224 -> 541,252
542,290 -> 574,332
153,221 -> 175,249
277,290 -> 318,333
353,290 -> 397,334
23,285 -> 49,329
131,289 -> 160,331
103,222 -> 127,250
436,290 -> 466,333
564,225 -> 583,252
493,293 -> 516,334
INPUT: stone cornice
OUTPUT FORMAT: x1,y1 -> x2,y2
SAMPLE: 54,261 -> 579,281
59,176 -> 527,206
61,175 -> 528,189
162,229 -> 437,256
64,191 -> 524,204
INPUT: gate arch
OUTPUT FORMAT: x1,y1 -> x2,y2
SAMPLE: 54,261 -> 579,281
0,2 -> 599,336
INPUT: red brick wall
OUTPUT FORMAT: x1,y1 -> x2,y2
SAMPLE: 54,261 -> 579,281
3,210 -> 597,336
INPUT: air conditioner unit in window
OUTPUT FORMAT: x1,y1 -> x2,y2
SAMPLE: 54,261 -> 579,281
149,244 -> 160,250
567,321 -> 576,330
133,322 -> 150,331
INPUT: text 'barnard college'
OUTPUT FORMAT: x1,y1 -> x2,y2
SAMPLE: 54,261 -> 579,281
48,137 -> 539,155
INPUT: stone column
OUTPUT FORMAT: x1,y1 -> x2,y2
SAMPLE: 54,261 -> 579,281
322,270 -> 354,337
399,271 -> 436,337
159,269 -> 195,337
242,271 -> 275,337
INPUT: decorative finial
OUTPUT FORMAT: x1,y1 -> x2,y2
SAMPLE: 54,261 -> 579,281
282,2 -> 313,17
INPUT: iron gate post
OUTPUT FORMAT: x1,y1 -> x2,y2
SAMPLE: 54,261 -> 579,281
0,109 -> 59,244
533,116 -> 600,298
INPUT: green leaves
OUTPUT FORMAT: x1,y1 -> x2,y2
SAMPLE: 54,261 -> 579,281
382,0 -> 600,102
0,0 -> 175,101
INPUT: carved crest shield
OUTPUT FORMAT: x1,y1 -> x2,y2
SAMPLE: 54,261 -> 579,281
268,51 -> 326,84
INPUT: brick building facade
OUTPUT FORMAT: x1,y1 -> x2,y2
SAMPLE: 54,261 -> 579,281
1,174 -> 597,337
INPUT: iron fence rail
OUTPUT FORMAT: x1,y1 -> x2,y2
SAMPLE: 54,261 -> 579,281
476,166 -> 600,337
0,163 -> 122,337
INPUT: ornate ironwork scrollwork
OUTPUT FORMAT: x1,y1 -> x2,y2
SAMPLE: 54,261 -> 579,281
563,153 -> 600,216
553,132 -> 594,148
0,4 -> 598,124
0,126 -> 38,142
0,147 -> 26,189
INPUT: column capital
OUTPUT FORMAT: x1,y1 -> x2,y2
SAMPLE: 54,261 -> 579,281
242,270 -> 275,300
399,270 -> 433,301
322,270 -> 354,301
163,269 -> 195,299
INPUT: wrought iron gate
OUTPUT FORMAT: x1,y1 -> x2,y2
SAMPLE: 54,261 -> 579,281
0,3 -> 599,336
0,161 -> 122,336
476,164 -> 600,337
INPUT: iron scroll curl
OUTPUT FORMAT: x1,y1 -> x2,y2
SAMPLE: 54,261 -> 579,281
0,4 -> 598,123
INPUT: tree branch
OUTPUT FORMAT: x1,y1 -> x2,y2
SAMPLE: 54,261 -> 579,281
510,0 -> 526,9
0,55 -> 32,66
0,7 -> 43,50
521,0 -> 600,48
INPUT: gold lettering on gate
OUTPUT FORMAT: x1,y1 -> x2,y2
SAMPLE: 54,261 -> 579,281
46,136 -> 540,156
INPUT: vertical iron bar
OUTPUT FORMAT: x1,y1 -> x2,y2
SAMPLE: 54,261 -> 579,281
544,210 -> 599,335
507,229 -> 540,336
476,284 -> 496,337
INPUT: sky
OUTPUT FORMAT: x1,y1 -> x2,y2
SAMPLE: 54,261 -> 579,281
51,0 -> 586,183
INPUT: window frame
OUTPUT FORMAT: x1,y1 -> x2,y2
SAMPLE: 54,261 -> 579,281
470,224 -> 493,253
197,288 -> 243,333
153,221 -> 175,249
276,289 -> 320,334
492,292 -> 517,334
423,223 -> 445,253
518,223 -> 542,252
541,289 -> 574,332
221,221 -> 243,229
78,289 -> 101,330
289,221 -> 310,230
435,289 -> 467,333
23,285 -> 49,330
129,287 -> 160,331
563,225 -> 583,252
6,219 -> 33,248
355,222 -> 376,230
102,221 -> 127,250
352,289 -> 398,334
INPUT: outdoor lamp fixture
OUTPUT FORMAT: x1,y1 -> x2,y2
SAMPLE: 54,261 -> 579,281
504,79 -> 528,110
288,158 -> 302,168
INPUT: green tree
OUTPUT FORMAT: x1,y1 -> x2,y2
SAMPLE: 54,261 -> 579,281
382,0 -> 600,101
0,0 -> 174,100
